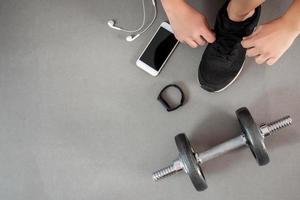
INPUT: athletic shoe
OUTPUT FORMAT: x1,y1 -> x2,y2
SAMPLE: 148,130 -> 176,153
198,1 -> 261,92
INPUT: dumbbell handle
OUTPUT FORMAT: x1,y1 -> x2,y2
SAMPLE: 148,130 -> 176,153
152,116 -> 292,181
196,135 -> 246,164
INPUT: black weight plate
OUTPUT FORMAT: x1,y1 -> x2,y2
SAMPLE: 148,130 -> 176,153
175,133 -> 208,191
236,107 -> 270,166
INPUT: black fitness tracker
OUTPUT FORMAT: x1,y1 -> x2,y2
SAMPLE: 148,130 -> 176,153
157,84 -> 185,112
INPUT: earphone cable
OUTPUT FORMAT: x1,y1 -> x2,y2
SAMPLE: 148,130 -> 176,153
135,1 -> 157,36
117,0 -> 147,33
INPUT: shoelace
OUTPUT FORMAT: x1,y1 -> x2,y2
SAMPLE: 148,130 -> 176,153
214,31 -> 242,56
212,23 -> 246,61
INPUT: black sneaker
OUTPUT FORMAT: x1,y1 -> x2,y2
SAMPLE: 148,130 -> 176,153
198,1 -> 261,92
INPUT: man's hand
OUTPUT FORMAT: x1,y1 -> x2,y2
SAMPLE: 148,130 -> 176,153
242,17 -> 300,65
161,0 -> 215,48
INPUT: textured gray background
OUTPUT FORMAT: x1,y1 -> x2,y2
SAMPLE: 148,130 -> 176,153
0,0 -> 299,199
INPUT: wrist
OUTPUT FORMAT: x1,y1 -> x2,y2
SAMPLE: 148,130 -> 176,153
280,15 -> 300,37
281,0 -> 300,37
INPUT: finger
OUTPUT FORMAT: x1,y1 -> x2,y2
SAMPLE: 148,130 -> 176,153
266,57 -> 278,66
241,38 -> 255,49
255,54 -> 269,65
246,48 -> 260,57
202,28 -> 216,43
193,35 -> 206,46
185,39 -> 198,48
242,26 -> 263,47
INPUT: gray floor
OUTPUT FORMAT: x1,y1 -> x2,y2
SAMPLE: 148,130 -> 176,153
0,0 -> 299,199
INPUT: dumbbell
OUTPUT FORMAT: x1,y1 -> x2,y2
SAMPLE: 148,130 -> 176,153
152,107 -> 293,191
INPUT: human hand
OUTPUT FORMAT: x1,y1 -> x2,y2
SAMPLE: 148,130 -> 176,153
161,0 -> 215,48
241,17 -> 300,65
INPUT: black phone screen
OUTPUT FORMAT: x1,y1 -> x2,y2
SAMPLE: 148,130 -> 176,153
140,26 -> 178,71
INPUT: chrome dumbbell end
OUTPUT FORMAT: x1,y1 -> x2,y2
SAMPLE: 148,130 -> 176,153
152,164 -> 176,181
260,116 -> 292,137
152,159 -> 183,181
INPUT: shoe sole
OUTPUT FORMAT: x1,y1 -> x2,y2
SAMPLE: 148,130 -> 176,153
199,61 -> 245,93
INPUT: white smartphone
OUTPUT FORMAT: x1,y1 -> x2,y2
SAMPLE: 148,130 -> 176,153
136,22 -> 179,76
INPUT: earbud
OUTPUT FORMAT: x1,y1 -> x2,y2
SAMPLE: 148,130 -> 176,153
108,20 -> 141,41
108,0 -> 157,42
107,20 -> 121,30
126,34 -> 140,42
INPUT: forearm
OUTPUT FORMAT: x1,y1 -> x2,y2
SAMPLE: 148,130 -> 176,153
282,0 -> 300,35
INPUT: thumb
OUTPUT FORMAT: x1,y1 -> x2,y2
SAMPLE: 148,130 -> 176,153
202,28 -> 216,43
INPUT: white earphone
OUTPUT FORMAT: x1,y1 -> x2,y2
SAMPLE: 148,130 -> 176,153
126,34 -> 141,42
107,20 -> 121,31
107,0 -> 157,42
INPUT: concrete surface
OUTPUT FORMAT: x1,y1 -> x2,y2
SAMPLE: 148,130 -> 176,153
0,0 -> 299,199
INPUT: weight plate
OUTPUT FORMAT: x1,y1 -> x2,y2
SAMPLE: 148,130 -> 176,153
236,107 -> 270,166
175,133 -> 208,191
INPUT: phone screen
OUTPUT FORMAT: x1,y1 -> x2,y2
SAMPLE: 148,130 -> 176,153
140,27 -> 178,71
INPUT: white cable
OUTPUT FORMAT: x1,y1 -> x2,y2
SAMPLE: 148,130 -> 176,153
116,0 -> 147,33
125,0 -> 157,41
135,0 -> 157,36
